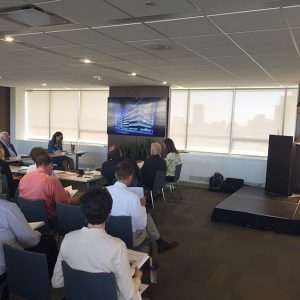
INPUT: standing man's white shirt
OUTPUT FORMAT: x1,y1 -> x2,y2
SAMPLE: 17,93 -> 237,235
51,227 -> 141,300
107,182 -> 147,232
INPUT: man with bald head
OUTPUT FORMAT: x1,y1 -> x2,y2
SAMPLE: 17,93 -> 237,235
0,131 -> 17,159
141,143 -> 167,190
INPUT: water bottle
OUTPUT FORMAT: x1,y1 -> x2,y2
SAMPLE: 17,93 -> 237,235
150,263 -> 158,284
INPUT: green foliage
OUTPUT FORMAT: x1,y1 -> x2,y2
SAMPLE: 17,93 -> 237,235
120,139 -> 151,160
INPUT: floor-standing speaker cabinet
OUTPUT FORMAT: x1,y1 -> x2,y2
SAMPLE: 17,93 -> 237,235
265,135 -> 296,196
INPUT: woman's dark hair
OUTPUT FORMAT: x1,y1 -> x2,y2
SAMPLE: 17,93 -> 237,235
29,147 -> 47,162
51,131 -> 63,142
80,188 -> 112,225
164,138 -> 178,154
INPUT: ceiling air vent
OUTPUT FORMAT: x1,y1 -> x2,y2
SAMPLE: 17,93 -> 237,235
0,5 -> 71,27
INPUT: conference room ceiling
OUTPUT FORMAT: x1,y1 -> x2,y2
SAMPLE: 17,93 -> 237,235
0,0 -> 300,88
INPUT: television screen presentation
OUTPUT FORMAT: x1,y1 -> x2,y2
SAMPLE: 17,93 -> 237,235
107,97 -> 167,137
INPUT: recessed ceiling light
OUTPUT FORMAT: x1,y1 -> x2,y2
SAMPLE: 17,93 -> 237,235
93,75 -> 103,80
41,83 -> 47,86
4,36 -> 14,42
80,58 -> 92,64
130,72 -> 137,76
162,81 -> 167,85
144,0 -> 155,5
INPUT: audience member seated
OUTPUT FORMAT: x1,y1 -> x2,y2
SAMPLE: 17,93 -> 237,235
48,131 -> 74,171
141,143 -> 166,190
107,161 -> 178,252
164,138 -> 181,182
0,199 -> 58,278
19,154 -> 71,220
51,188 -> 143,300
0,132 -> 17,159
0,145 -> 18,197
102,145 -> 141,186
27,147 -> 56,176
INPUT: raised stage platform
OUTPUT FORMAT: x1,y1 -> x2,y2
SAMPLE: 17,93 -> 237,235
211,186 -> 300,235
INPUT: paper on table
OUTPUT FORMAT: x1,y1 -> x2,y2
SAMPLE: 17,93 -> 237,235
127,249 -> 149,277
29,221 -> 45,230
64,185 -> 78,197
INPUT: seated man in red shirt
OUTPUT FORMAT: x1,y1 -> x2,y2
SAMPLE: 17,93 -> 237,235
19,153 -> 71,220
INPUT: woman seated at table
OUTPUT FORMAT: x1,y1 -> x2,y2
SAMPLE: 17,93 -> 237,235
0,145 -> 18,198
164,138 -> 181,182
48,131 -> 74,171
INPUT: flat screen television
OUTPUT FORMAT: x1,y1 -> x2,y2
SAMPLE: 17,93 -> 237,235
107,97 -> 167,137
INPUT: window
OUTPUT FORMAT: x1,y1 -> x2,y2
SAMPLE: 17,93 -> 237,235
169,90 -> 188,149
169,87 -> 298,156
50,91 -> 79,142
25,91 -> 49,140
231,89 -> 285,156
79,91 -> 107,144
187,90 -> 233,153
25,90 -> 109,144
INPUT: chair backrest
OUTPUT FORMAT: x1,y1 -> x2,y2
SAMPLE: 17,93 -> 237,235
174,164 -> 183,182
17,198 -> 49,232
62,261 -> 117,300
106,216 -> 133,249
1,173 -> 10,200
57,202 -> 87,236
3,244 -> 52,300
152,170 -> 166,191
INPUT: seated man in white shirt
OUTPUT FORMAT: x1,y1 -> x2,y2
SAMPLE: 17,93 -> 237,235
51,188 -> 142,300
0,131 -> 17,158
0,199 -> 58,280
107,161 -> 178,252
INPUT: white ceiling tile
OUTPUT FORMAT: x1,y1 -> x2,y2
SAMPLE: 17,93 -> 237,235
0,0 -> 27,7
194,46 -> 244,57
113,51 -> 158,61
94,24 -> 164,42
13,32 -> 73,47
36,0 -> 130,26
43,45 -> 103,58
292,27 -> 300,42
86,42 -> 137,54
189,0 -> 280,14
285,6 -> 300,27
174,34 -> 234,49
229,29 -> 296,54
167,57 -> 210,65
151,49 -> 200,59
0,18 -> 32,32
210,8 -> 286,33
252,52 -> 300,63
105,0 -> 197,17
49,29 -> 115,44
147,17 -> 220,38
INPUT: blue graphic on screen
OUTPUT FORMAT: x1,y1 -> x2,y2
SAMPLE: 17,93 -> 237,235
107,97 -> 167,137
114,100 -> 157,135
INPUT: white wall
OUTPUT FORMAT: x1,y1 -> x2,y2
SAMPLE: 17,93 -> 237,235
10,87 -> 267,185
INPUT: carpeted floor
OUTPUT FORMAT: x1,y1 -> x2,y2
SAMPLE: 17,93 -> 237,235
142,186 -> 300,300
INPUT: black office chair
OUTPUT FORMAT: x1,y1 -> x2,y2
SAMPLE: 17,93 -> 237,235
149,170 -> 167,209
62,261 -> 117,300
106,216 -> 133,249
57,202 -> 87,242
1,173 -> 10,201
3,244 -> 52,300
0,275 -> 8,300
17,198 -> 50,233
166,164 -> 183,201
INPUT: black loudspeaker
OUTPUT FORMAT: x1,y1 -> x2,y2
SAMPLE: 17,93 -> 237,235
265,135 -> 295,196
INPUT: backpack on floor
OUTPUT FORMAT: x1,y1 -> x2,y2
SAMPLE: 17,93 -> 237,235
221,178 -> 244,193
209,172 -> 224,192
